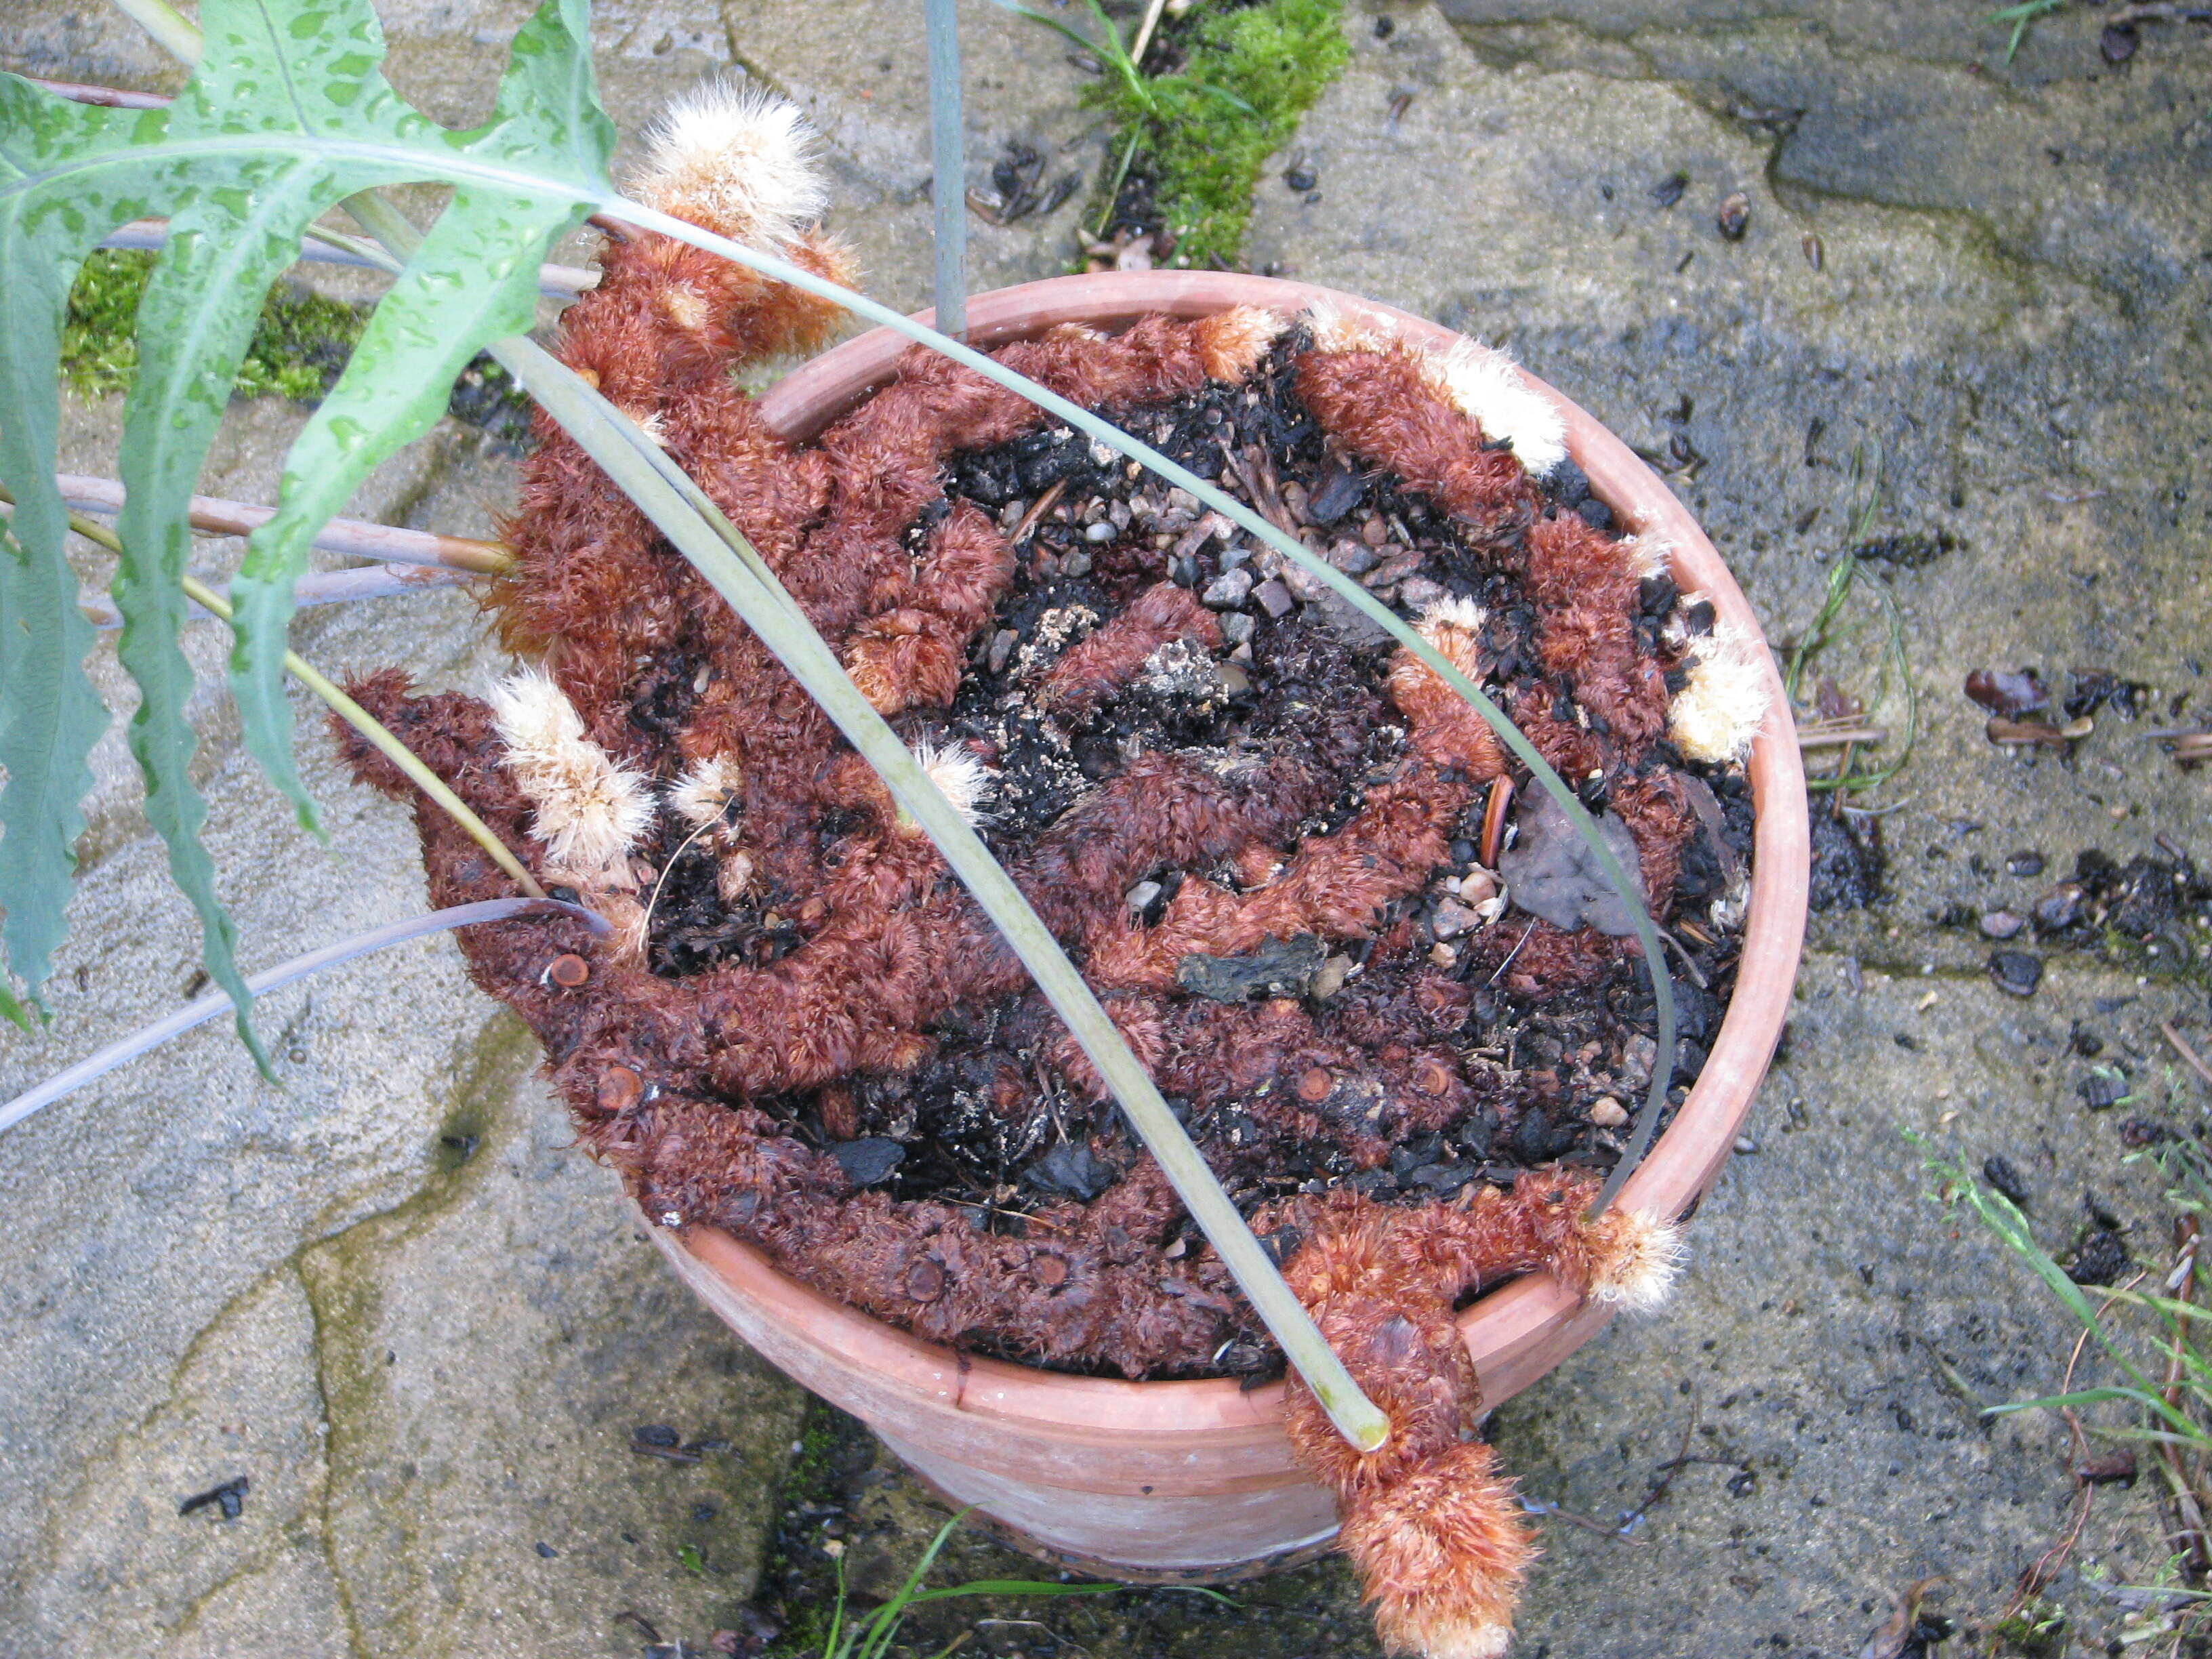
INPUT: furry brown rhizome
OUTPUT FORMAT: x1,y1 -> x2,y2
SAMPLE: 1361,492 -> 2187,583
340,91 -> 1756,1654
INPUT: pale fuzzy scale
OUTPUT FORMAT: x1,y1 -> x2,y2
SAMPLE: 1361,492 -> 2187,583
628,83 -> 827,247
1668,621 -> 1772,764
1617,533 -> 1675,581
489,667 -> 654,883
1399,596 -> 1488,687
1301,304 -> 1568,476
1425,341 -> 1568,476
619,407 -> 670,448
1303,298 -> 1389,356
668,754 -> 745,829
1416,594 -> 1488,638
1194,305 -> 1288,383
715,849 -> 757,907
912,739 -> 996,827
1391,1617 -> 1512,1659
1590,1210 -> 1686,1313
593,890 -> 651,966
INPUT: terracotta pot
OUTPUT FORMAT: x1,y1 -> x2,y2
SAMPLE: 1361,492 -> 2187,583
646,272 -> 1810,1580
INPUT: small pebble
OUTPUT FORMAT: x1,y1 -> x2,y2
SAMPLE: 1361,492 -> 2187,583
1309,954 -> 1354,1000
1398,575 -> 1448,610
1978,909 -> 2026,941
2033,883 -> 2084,930
1124,879 -> 1163,914
1254,578 -> 1296,618
1457,868 -> 1499,904
1218,610 -> 1255,646
1216,661 -> 1251,695
2005,850 -> 2045,878
1733,1134 -> 1758,1154
1060,548 -> 1092,577
1364,549 -> 1425,588
1360,514 -> 1389,548
1328,540 -> 1379,576
1589,1097 -> 1629,1128
1988,950 -> 2044,998
832,1137 -> 905,1187
1431,898 -> 1478,939
1084,519 -> 1115,544
1717,191 -> 1750,241
1283,560 -> 1331,602
1203,568 -> 1254,608
988,628 -> 1018,673
1429,942 -> 1458,968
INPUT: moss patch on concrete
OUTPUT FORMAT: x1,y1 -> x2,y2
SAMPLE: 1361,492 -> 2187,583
1096,0 -> 1348,268
63,249 -> 369,404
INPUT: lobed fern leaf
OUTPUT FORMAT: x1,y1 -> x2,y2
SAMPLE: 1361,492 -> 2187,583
0,0 -> 610,1033
0,89 -> 148,1010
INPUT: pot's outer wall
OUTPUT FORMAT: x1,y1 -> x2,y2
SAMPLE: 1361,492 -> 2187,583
651,272 -> 1809,1574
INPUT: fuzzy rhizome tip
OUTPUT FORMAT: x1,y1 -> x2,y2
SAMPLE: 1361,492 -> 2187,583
628,81 -> 830,249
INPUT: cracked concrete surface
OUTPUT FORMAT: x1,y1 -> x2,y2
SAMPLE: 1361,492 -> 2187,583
3,0 -> 2210,1654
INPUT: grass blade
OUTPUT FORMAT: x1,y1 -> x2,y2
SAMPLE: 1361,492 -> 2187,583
0,897 -> 607,1134
496,339 -> 1391,1450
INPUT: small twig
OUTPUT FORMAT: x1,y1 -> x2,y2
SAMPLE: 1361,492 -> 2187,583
1617,1389 -> 1701,1533
1795,724 -> 1888,748
1128,0 -> 1172,65
55,472 -> 514,573
1654,925 -> 1711,992
1009,478 -> 1069,546
1994,1288 -> 2116,1638
638,812 -> 727,950
1486,921 -> 1538,987
1521,1494 -> 1652,1542
2163,1023 -> 2212,1092
25,74 -> 168,108
78,561 -> 468,628
45,502 -> 539,896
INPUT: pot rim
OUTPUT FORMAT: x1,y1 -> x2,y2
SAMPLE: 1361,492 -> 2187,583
667,270 -> 1808,1439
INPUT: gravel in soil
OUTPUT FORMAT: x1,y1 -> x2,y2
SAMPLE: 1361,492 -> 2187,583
669,333 -> 1752,1293
355,308 -> 1764,1382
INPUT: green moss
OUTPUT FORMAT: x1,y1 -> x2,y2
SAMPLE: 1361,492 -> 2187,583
62,248 -> 368,404
1096,0 -> 1348,269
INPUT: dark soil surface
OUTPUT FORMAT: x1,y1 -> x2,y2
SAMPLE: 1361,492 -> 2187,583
758,336 -> 1754,1248
605,333 -> 1757,1378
